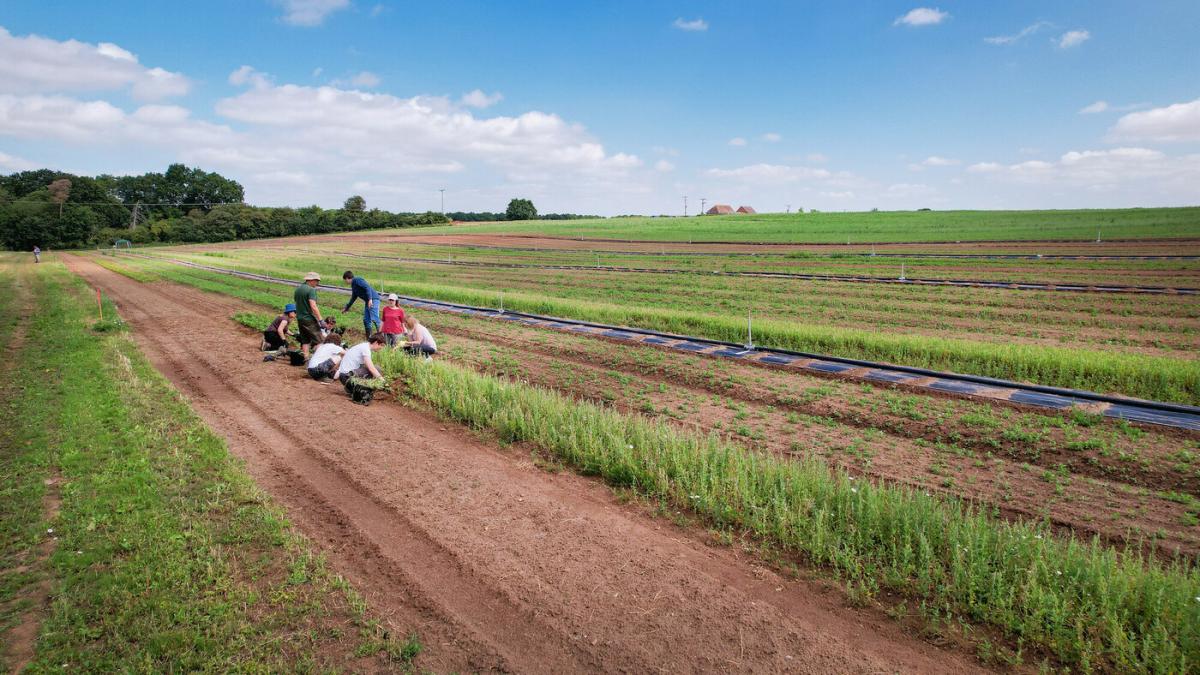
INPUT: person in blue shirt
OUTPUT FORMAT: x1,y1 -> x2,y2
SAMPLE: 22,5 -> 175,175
341,270 -> 381,336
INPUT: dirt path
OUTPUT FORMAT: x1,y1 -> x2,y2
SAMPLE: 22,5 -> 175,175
64,254 -> 990,674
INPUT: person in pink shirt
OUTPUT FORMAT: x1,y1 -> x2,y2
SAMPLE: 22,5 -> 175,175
380,293 -> 407,347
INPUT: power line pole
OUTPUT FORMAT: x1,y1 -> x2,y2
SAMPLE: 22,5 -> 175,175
439,188 -> 445,214
786,203 -> 791,213
683,195 -> 688,217
129,203 -> 142,230
700,198 -> 707,214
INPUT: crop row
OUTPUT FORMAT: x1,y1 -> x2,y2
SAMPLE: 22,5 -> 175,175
404,207 -> 1200,243
115,252 -> 1200,405
373,348 -> 1200,672
315,242 -> 1200,287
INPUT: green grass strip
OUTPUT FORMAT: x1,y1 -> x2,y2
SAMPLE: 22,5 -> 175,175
2,260 -> 419,670
377,349 -> 1200,673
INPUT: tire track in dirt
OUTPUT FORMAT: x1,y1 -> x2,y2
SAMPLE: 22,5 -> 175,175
64,254 -> 992,673
0,263 -> 63,673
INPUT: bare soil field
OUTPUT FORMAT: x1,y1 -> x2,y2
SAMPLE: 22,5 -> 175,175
64,255 -> 992,673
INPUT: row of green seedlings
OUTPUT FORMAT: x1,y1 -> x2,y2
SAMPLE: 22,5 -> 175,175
202,251 -> 1198,405
117,251 -> 1200,407
373,348 -> 1199,672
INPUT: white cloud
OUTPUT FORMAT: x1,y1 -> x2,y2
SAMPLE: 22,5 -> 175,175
922,155 -> 960,166
652,146 -> 679,156
1079,100 -> 1108,114
1108,98 -> 1200,143
984,21 -> 1051,45
369,3 -> 386,17
806,153 -> 828,163
894,8 -> 948,27
1057,29 -> 1090,49
274,0 -> 350,27
672,18 -> 708,32
761,132 -> 782,142
704,163 -> 832,183
312,67 -> 323,78
229,65 -> 272,89
459,89 -> 503,109
654,159 -> 675,172
0,150 -> 34,172
0,26 -> 189,100
728,137 -> 747,147
350,71 -> 381,88
965,148 -> 1200,198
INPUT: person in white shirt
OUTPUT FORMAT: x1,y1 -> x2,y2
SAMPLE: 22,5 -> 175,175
402,315 -> 437,358
335,333 -> 386,383
306,333 -> 346,381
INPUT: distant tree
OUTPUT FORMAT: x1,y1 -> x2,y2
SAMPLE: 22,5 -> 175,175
48,178 -> 71,215
505,198 -> 537,221
343,195 -> 366,213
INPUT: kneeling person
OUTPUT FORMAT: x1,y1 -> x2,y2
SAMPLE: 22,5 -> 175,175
403,315 -> 437,357
306,333 -> 345,380
335,333 -> 386,383
263,303 -> 297,351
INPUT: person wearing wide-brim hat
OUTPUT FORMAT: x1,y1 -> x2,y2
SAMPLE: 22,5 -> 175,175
262,302 -> 297,352
293,272 -> 325,358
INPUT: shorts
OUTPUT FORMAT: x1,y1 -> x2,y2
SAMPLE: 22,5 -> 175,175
297,318 -> 322,346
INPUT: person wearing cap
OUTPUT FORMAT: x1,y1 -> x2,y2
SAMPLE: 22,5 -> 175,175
262,303 -> 297,351
294,272 -> 325,358
341,270 -> 381,337
380,293 -> 406,347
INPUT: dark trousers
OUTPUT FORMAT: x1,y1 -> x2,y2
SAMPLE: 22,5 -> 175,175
263,330 -> 287,350
404,344 -> 436,356
337,365 -> 373,383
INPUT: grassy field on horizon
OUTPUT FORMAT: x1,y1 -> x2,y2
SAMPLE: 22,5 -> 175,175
406,207 -> 1200,243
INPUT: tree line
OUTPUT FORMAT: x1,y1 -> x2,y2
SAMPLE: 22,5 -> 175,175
0,165 -> 449,250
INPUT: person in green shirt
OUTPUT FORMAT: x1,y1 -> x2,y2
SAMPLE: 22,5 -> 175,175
293,272 -> 325,358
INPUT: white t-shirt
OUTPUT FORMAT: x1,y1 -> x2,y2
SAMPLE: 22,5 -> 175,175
410,324 -> 437,350
335,342 -> 374,377
307,342 -> 344,369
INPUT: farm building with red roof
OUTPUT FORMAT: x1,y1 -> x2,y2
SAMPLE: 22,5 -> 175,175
736,205 -> 757,214
706,204 -> 734,215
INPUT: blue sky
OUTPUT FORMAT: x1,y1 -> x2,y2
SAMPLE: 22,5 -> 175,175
1,1 -> 1198,215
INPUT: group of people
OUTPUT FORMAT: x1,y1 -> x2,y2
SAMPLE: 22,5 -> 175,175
261,270 -> 438,388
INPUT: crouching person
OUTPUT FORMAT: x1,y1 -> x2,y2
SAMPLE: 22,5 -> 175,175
335,333 -> 386,383
306,333 -> 345,381
402,315 -> 437,358
262,303 -> 297,351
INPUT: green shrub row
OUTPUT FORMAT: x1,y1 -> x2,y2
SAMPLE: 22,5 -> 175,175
377,350 -> 1200,672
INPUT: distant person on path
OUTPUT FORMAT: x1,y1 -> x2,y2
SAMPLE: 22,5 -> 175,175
262,303 -> 297,351
341,270 -> 381,337
381,293 -> 406,347
335,333 -> 386,383
32,246 -> 40,263
293,272 -> 325,359
402,315 -> 437,358
306,333 -> 346,381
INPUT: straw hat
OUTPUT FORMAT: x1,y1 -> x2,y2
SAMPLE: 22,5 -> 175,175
303,272 -> 321,281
